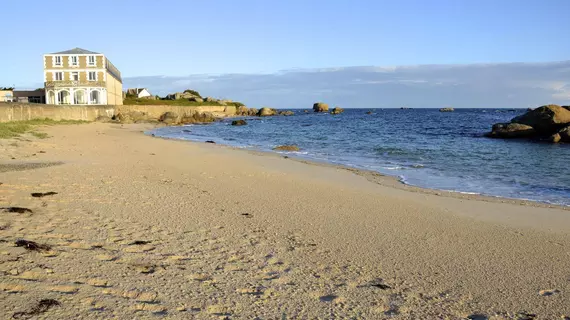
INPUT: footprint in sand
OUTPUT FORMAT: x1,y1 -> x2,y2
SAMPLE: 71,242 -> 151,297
132,304 -> 167,314
48,285 -> 79,294
95,254 -> 118,261
86,279 -> 111,288
188,273 -> 212,282
0,283 -> 26,293
539,289 -> 560,296
319,294 -> 339,302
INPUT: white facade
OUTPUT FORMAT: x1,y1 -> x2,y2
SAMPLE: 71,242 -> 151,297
46,87 -> 107,105
137,88 -> 152,98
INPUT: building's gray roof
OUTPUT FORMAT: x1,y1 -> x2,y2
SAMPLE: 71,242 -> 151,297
51,47 -> 100,55
14,89 -> 45,97
126,88 -> 148,95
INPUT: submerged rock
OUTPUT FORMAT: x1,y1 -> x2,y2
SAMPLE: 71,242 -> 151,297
331,107 -> 344,115
273,145 -> 300,151
313,102 -> 329,113
486,123 -> 536,139
231,120 -> 247,126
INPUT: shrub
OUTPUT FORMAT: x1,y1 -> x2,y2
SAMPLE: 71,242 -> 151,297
183,89 -> 202,98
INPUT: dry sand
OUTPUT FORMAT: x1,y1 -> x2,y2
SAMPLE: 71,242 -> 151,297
1,122 -> 569,319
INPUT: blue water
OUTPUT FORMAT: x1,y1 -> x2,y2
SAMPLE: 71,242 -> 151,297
150,109 -> 570,206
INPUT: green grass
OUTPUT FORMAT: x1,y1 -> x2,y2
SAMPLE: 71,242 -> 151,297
0,119 -> 89,139
123,98 -> 245,107
30,132 -> 49,139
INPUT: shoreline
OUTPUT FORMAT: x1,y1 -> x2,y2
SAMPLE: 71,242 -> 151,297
147,129 -> 570,212
2,122 -> 570,318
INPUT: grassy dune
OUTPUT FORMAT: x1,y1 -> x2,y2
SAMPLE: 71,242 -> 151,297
0,119 -> 88,139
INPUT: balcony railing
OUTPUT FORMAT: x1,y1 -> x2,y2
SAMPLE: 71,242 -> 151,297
45,80 -> 106,89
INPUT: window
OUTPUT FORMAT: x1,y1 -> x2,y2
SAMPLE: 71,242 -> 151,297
88,55 -> 96,66
88,71 -> 96,81
55,72 -> 63,81
71,72 -> 79,81
71,56 -> 78,66
54,56 -> 62,66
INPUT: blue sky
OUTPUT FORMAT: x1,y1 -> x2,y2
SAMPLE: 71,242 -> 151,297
1,0 -> 569,107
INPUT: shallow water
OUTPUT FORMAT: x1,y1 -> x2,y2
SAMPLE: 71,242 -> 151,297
150,108 -> 570,206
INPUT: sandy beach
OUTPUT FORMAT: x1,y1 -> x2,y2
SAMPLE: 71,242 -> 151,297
1,122 -> 569,319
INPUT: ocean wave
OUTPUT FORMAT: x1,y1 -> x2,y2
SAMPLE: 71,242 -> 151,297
148,108 -> 570,206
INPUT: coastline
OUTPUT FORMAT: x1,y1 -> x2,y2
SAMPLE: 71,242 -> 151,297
149,129 -> 570,212
1,122 -> 570,318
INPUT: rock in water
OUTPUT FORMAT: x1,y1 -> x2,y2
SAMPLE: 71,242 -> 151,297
278,110 -> 294,116
511,104 -> 570,134
549,133 -> 562,143
273,145 -> 300,151
553,125 -> 570,143
486,123 -> 536,139
231,120 -> 247,126
257,108 -> 276,117
313,102 -> 329,113
331,107 -> 344,115
439,108 -> 455,112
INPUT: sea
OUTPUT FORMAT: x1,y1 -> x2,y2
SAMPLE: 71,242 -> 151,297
149,108 -> 570,206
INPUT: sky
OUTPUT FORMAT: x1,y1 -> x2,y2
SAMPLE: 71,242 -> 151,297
1,0 -> 569,108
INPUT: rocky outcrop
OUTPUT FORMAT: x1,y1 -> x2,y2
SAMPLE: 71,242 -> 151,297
273,145 -> 300,151
189,97 -> 204,103
439,108 -> 455,112
551,125 -> 570,143
159,112 -> 180,125
231,120 -> 247,126
331,107 -> 344,115
313,102 -> 329,113
511,105 -> 570,134
257,108 -> 277,117
180,112 -> 215,124
166,92 -> 201,100
485,123 -> 536,139
487,104 -> 570,143
279,110 -> 294,116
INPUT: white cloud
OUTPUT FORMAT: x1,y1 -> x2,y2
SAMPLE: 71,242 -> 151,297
124,61 -> 570,108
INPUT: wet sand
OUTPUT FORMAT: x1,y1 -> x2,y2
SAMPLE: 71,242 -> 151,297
1,122 -> 569,319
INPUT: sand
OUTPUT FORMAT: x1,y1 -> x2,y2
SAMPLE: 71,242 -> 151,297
0,122 -> 569,319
